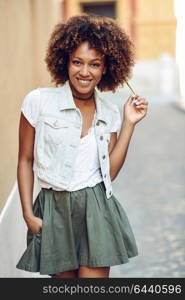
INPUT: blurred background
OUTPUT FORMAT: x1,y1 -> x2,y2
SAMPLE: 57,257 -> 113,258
0,0 -> 184,278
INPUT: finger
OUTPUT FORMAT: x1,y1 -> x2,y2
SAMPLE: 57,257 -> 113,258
135,105 -> 148,110
137,99 -> 148,105
135,102 -> 148,107
127,95 -> 135,102
129,95 -> 139,105
140,98 -> 148,104
135,99 -> 148,106
135,103 -> 148,107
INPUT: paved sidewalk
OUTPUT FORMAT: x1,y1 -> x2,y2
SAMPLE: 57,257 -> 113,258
110,99 -> 185,278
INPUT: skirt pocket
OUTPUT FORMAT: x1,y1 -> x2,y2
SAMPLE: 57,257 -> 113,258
16,191 -> 44,273
16,231 -> 42,272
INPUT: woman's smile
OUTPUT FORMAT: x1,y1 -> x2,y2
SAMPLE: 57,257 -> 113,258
68,41 -> 106,98
76,77 -> 92,87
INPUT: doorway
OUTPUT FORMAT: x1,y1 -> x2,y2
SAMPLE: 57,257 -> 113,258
81,1 -> 115,18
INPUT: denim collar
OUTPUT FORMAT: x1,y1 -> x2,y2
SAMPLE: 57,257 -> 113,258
57,80 -> 107,124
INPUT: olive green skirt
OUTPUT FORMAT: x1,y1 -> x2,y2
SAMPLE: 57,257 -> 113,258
16,182 -> 138,275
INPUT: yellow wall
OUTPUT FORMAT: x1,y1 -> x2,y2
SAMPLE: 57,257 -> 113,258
136,0 -> 176,59
0,0 -> 62,212
65,0 -> 176,60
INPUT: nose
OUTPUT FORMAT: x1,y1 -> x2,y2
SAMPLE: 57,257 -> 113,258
79,64 -> 89,77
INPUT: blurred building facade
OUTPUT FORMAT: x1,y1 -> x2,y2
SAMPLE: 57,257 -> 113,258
0,0 -> 63,211
174,0 -> 185,110
64,0 -> 176,60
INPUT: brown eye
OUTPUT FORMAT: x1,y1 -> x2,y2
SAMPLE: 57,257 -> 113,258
91,63 -> 100,67
73,60 -> 81,65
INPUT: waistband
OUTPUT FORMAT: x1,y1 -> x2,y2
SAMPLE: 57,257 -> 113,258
41,181 -> 105,193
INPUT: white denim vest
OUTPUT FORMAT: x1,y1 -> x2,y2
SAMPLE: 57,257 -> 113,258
33,81 -> 120,199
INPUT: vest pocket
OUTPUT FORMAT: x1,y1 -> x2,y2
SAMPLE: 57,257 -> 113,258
43,117 -> 69,145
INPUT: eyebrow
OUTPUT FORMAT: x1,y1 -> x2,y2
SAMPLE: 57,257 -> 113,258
72,56 -> 103,62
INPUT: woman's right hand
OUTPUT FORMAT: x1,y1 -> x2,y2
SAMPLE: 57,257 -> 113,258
24,214 -> 43,235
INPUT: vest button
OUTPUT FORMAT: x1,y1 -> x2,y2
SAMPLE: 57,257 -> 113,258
100,136 -> 103,140
102,155 -> 106,159
65,163 -> 72,168
104,174 -> 107,178
54,120 -> 59,127
109,191 -> 112,196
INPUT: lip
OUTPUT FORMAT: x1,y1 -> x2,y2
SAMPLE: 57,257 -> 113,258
76,77 -> 92,81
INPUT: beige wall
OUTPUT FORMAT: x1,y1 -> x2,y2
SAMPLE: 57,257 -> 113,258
117,0 -> 176,59
136,0 -> 176,59
0,0 -> 62,212
65,0 -> 176,60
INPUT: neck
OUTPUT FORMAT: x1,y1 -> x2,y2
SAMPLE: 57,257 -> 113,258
72,92 -> 94,101
69,81 -> 95,101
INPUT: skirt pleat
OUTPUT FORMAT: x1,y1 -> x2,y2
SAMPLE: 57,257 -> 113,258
16,182 -> 138,275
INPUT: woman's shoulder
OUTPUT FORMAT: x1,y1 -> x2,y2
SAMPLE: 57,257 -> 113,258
21,89 -> 42,127
38,86 -> 63,94
22,88 -> 40,108
24,87 -> 40,98
23,86 -> 61,105
27,86 -> 60,95
21,87 -> 64,127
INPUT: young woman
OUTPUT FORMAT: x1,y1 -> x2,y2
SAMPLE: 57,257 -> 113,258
16,15 -> 148,278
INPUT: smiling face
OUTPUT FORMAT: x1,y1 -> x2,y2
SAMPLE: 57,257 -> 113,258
68,41 -> 106,98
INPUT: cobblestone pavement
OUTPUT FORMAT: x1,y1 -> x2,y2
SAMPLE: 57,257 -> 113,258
110,98 -> 185,278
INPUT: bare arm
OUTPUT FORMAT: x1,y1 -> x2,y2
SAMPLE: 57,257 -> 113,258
109,122 -> 135,181
109,95 -> 148,181
17,113 -> 42,234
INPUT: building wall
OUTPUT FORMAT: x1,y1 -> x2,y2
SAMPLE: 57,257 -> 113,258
64,0 -> 176,60
136,0 -> 176,59
175,0 -> 185,109
0,0 -> 62,212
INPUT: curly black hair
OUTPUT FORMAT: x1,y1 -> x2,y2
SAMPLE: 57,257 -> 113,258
45,14 -> 135,92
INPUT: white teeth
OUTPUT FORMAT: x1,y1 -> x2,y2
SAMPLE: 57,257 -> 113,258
78,79 -> 91,83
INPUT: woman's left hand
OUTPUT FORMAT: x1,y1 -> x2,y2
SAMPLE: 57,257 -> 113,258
123,95 -> 148,125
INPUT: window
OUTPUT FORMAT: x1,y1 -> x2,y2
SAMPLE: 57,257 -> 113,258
82,1 -> 115,19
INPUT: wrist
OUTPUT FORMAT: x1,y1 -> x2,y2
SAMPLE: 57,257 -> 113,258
122,119 -> 136,129
23,211 -> 34,221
